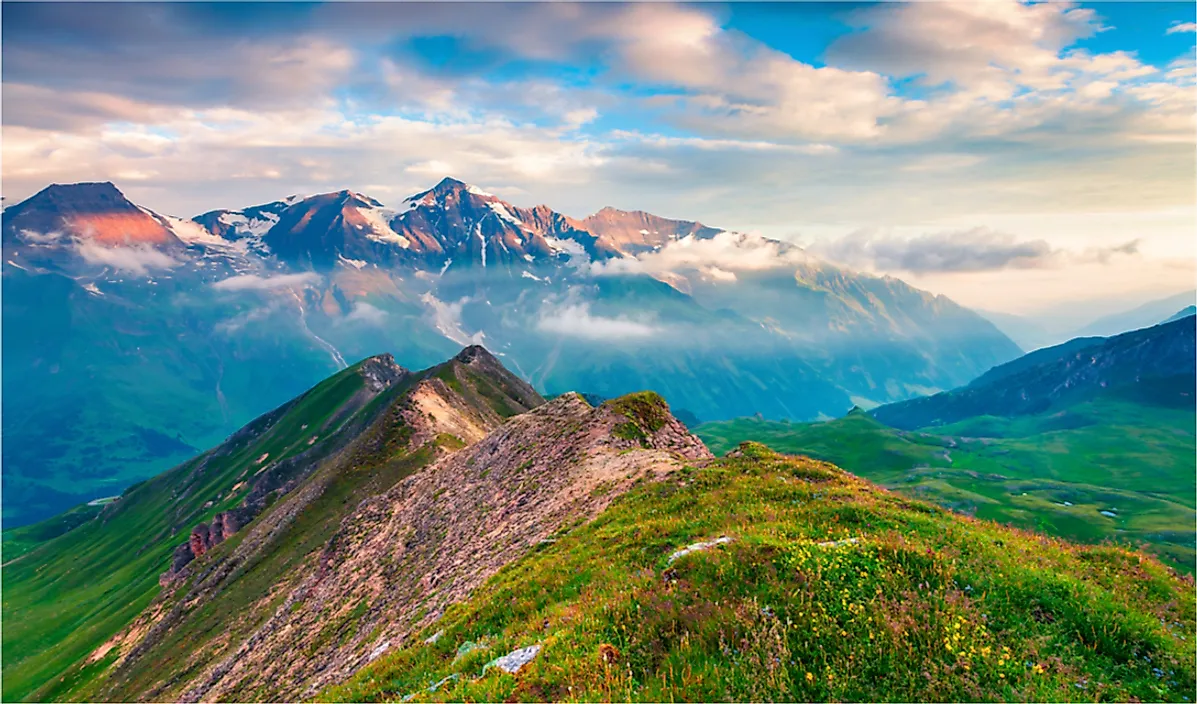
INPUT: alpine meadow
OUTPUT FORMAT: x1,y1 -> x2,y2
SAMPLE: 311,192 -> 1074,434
2,2 -> 1195,703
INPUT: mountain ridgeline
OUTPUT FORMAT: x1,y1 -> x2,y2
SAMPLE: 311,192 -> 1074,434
3,348 -> 1193,703
2,178 -> 1020,526
872,314 -> 1196,430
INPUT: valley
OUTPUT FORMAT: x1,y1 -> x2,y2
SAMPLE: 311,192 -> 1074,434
2,348 -> 1192,703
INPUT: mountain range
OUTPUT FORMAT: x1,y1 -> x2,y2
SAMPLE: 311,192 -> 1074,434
4,346 -> 1192,703
2,178 -> 1021,526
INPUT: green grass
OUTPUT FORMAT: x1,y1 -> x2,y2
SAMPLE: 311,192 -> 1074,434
326,446 -> 1195,703
696,399 -> 1196,572
1,358 -> 382,703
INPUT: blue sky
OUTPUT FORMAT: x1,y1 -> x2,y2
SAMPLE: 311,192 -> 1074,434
2,1 -> 1194,314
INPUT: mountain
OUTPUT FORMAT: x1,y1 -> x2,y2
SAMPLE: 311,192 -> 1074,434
6,351 -> 1193,703
2,178 -> 1020,526
1071,289 -> 1196,338
2,348 -> 705,701
871,316 -> 1196,430
2,346 -> 546,701
1163,306 -> 1196,324
975,309 -> 1049,351
569,206 -> 722,253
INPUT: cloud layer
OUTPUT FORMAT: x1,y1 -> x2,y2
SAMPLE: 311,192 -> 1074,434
810,228 -> 1142,274
211,272 -> 321,291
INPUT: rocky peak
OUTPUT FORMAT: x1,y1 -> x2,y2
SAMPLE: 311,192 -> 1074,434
356,353 -> 409,392
3,180 -> 180,248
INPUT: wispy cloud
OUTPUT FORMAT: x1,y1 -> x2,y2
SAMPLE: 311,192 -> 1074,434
537,301 -> 660,340
810,228 -> 1141,274
1167,22 -> 1197,34
74,240 -> 179,274
592,231 -> 807,278
344,301 -> 388,325
211,272 -> 321,291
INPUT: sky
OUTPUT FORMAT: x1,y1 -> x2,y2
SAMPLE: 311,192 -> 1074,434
2,1 -> 1195,317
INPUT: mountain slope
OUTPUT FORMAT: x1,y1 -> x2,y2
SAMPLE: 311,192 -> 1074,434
872,317 -> 1196,430
1163,306 -> 1196,325
328,443 -> 1195,703
2,347 -> 542,702
1071,290 -> 1196,339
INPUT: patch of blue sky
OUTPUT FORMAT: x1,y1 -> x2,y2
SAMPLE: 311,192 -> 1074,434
721,1 -> 870,68
1074,1 -> 1196,67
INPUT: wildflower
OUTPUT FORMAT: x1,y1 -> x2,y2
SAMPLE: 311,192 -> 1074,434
806,672 -> 814,683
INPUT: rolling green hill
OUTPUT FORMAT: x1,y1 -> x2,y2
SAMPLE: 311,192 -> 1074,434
327,444 -> 1195,703
696,397 -> 1196,572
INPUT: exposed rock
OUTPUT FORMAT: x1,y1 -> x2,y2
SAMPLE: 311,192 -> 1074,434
667,536 -> 734,564
484,644 -> 542,675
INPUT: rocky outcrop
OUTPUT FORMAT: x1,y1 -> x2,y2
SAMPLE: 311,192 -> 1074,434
169,391 -> 710,702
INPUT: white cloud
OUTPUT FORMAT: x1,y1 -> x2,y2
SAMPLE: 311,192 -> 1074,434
74,240 -> 179,274
345,301 -> 388,325
18,229 -> 64,244
809,227 -> 1141,274
536,302 -> 660,340
211,272 -> 321,291
1167,22 -> 1197,34
592,230 -> 808,277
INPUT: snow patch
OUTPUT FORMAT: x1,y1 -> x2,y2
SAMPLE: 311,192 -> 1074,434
338,254 -> 367,270
487,201 -> 523,226
521,270 -> 543,282
542,235 -> 590,271
466,184 -> 495,197
82,282 -> 103,295
356,203 -> 410,248
420,292 -> 485,347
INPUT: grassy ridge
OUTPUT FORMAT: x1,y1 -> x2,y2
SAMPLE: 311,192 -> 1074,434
327,446 -> 1195,703
1,359 -> 378,703
696,399 -> 1196,572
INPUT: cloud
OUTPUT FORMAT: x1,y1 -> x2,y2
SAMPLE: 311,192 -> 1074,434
344,301 -> 388,325
211,272 -> 321,291
592,230 -> 808,278
74,240 -> 179,274
1167,22 -> 1197,34
536,301 -> 660,340
809,228 -> 1141,274
215,299 -> 287,334
18,228 -> 64,244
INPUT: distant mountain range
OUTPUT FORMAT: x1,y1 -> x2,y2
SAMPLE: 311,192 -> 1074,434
872,312 -> 1195,430
2,178 -> 1020,525
1069,289 -> 1196,339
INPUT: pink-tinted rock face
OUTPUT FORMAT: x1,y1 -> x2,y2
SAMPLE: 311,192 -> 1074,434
189,524 -> 211,558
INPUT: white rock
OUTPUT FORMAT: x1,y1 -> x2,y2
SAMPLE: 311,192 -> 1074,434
667,536 -> 733,564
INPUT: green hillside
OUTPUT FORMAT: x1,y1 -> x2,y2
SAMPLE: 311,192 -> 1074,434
328,445 -> 1195,703
1,356 -> 397,702
696,399 -> 1196,572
